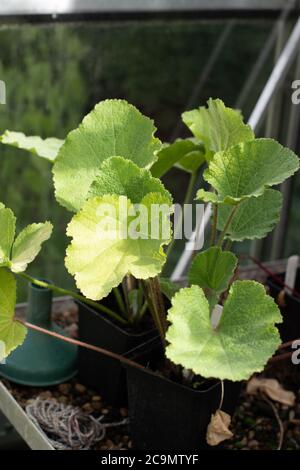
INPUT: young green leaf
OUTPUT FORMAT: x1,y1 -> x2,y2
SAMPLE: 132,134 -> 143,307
53,99 -> 161,212
159,277 -> 180,300
10,222 -> 53,273
188,247 -> 237,299
166,281 -> 282,381
151,139 -> 205,178
198,138 -> 299,205
182,98 -> 254,156
0,206 -> 16,266
0,131 -> 63,162
88,156 -> 168,203
65,192 -> 173,301
217,189 -> 283,241
0,269 -> 27,360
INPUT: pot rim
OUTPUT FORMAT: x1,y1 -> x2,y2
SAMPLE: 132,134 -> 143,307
125,361 -> 227,396
76,298 -> 157,339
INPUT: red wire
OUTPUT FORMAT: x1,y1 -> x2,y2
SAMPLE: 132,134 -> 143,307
239,254 -> 300,302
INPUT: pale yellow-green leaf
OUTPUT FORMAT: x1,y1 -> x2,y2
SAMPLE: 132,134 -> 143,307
0,206 -> 16,266
65,192 -> 172,300
0,130 -> 63,162
0,269 -> 27,360
10,222 -> 53,273
166,281 -> 282,381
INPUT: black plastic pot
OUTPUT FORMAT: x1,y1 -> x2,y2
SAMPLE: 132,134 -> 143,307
77,300 -> 161,406
126,364 -> 241,450
267,270 -> 300,343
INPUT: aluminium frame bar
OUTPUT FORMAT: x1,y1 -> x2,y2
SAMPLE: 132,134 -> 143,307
0,1 -> 297,17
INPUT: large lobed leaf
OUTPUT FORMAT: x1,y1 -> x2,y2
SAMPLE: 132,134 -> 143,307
0,269 -> 27,360
182,98 -> 254,157
217,189 -> 283,241
166,281 -> 282,381
65,158 -> 172,300
197,138 -> 299,205
0,130 -> 63,162
53,99 -> 161,212
66,192 -> 172,301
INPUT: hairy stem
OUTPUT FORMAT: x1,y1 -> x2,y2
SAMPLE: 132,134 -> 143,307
142,278 -> 167,347
113,287 -> 127,316
21,320 -> 145,371
217,205 -> 238,248
16,271 -> 127,325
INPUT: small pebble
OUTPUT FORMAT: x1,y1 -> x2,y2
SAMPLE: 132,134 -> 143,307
120,408 -> 128,418
91,395 -> 102,402
58,396 -> 68,404
58,383 -> 71,395
39,391 -> 53,399
75,383 -> 86,394
82,402 -> 93,413
92,402 -> 102,411
289,410 -> 295,421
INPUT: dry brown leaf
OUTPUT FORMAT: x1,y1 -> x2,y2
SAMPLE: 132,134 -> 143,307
206,409 -> 233,446
247,377 -> 295,406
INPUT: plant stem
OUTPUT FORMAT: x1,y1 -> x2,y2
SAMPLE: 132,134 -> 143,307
210,204 -> 218,246
16,271 -> 127,325
113,287 -> 126,316
224,239 -> 233,251
133,298 -> 148,324
218,380 -> 224,409
217,205 -> 238,248
166,170 -> 197,259
21,320 -> 145,372
142,278 -> 167,347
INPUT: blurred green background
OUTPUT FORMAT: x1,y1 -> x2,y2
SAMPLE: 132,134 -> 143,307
0,19 -> 298,300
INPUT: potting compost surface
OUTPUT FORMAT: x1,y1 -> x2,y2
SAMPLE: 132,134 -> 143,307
2,283 -> 300,451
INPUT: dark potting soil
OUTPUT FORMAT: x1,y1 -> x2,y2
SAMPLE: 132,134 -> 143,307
3,300 -> 300,450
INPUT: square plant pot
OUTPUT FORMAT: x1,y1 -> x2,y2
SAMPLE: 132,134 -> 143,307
126,363 -> 241,450
77,299 -> 161,406
267,269 -> 300,343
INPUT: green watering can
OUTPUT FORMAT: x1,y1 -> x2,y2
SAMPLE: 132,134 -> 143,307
0,281 -> 78,386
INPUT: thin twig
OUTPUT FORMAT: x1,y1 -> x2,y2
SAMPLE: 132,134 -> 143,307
16,271 -> 126,325
19,320 -> 146,372
218,380 -> 225,409
262,395 -> 284,450
217,205 -> 238,248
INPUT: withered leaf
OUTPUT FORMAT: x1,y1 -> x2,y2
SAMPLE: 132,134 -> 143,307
206,409 -> 233,446
247,377 -> 295,406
